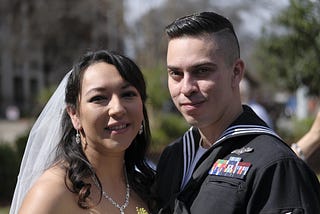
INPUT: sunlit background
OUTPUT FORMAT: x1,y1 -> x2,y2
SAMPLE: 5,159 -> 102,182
0,0 -> 319,211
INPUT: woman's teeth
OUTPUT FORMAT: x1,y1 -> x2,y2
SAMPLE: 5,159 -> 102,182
107,124 -> 127,131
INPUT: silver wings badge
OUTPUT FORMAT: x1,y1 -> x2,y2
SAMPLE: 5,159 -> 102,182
231,147 -> 254,155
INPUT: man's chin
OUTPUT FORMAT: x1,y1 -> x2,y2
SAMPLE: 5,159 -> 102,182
183,115 -> 199,126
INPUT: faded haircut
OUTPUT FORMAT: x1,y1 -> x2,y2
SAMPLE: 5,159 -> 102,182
165,11 -> 240,66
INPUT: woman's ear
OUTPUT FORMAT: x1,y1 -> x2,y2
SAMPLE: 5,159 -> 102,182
231,59 -> 245,88
66,105 -> 81,130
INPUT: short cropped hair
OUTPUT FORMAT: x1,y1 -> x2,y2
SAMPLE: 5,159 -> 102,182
165,11 -> 240,65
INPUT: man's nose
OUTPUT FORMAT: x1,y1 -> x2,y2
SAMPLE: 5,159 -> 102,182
181,75 -> 198,96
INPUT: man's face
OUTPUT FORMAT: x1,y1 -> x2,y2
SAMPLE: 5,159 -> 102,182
167,36 -> 242,131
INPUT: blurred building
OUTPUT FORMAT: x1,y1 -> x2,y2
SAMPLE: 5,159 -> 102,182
0,0 -> 125,118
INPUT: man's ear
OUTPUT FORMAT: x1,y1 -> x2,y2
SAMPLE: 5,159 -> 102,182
66,105 -> 81,130
232,59 -> 245,88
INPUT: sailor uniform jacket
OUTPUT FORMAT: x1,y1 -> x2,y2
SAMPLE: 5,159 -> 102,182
153,106 -> 320,213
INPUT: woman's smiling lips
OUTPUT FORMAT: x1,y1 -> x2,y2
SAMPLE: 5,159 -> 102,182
105,123 -> 129,134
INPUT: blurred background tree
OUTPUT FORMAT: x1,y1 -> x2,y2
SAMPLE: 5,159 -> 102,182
252,0 -> 320,173
253,0 -> 320,96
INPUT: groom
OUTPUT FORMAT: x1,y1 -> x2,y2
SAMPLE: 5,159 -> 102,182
152,11 -> 320,213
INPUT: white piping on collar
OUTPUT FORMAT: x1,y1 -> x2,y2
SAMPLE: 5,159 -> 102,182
215,125 -> 282,146
180,125 -> 281,190
180,127 -> 196,190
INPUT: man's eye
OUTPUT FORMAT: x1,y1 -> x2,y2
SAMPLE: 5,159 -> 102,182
195,68 -> 209,74
168,70 -> 181,76
168,69 -> 183,81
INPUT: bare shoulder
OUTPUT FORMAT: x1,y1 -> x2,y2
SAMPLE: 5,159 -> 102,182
19,165 -> 78,214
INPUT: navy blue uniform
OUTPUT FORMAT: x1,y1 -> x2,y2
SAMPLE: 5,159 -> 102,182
153,106 -> 320,213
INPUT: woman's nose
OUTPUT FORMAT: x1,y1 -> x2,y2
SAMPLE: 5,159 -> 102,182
108,96 -> 126,117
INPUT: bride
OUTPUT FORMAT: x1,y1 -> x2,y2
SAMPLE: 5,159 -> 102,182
10,50 -> 155,214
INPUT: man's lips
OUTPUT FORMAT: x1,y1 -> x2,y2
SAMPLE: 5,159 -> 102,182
180,100 -> 205,107
180,100 -> 205,111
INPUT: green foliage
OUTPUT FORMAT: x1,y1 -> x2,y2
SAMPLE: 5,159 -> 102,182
0,131 -> 29,205
0,144 -> 19,204
142,65 -> 170,110
0,207 -> 10,214
277,115 -> 315,145
37,86 -> 57,107
31,85 -> 59,117
159,113 -> 189,139
15,132 -> 29,163
291,116 -> 315,142
151,112 -> 189,151
253,0 -> 320,95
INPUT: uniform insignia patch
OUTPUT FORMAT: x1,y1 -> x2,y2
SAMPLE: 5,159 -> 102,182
208,156 -> 251,179
231,146 -> 254,155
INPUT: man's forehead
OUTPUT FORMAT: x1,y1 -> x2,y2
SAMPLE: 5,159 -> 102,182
167,37 -> 220,63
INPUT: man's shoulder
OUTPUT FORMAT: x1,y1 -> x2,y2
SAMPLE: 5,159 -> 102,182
239,134 -> 301,168
248,134 -> 292,156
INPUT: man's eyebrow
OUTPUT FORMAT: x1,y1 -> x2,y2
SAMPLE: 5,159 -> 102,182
167,62 -> 216,71
191,62 -> 216,69
167,65 -> 180,70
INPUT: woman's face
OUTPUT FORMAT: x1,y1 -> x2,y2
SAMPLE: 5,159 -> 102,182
76,62 -> 143,156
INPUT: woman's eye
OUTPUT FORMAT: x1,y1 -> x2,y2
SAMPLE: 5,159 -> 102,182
122,91 -> 138,98
89,95 -> 107,102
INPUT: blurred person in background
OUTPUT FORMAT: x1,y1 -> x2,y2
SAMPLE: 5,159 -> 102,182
292,111 -> 320,174
239,75 -> 273,129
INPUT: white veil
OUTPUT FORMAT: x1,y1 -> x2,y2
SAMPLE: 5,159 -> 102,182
9,71 -> 71,214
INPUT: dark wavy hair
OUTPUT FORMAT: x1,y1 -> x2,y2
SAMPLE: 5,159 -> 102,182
165,11 -> 240,65
55,50 -> 155,209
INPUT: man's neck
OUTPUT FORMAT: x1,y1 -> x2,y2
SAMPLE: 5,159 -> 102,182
199,105 -> 243,149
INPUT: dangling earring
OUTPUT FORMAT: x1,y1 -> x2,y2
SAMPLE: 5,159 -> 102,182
76,130 -> 81,144
139,124 -> 143,135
